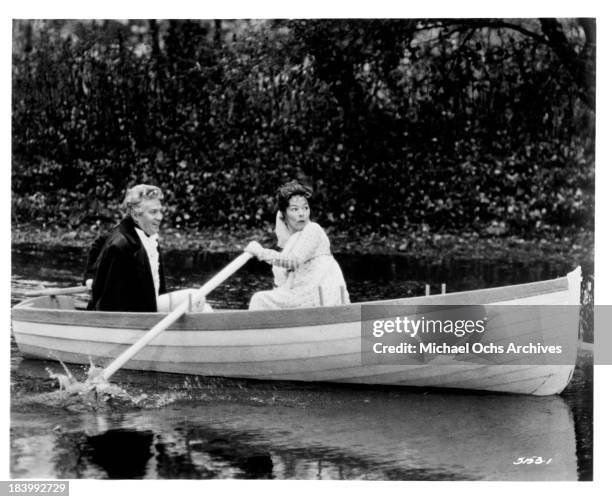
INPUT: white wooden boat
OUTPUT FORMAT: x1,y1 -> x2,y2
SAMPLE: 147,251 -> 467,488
11,267 -> 582,396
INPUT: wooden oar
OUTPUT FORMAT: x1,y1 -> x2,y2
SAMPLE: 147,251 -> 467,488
99,251 -> 253,381
24,285 -> 91,297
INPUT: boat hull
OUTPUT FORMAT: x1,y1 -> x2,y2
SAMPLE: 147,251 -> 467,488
12,268 -> 582,396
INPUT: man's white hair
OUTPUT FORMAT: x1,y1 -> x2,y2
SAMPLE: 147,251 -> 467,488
122,184 -> 164,217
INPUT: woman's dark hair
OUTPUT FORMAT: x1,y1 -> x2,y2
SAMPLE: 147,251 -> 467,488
276,180 -> 313,214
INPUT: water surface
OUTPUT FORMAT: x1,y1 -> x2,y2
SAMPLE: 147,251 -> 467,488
10,244 -> 593,480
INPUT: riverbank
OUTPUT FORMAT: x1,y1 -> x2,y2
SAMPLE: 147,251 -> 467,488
11,223 -> 594,267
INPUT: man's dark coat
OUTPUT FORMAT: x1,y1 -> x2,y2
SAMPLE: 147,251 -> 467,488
88,216 -> 167,312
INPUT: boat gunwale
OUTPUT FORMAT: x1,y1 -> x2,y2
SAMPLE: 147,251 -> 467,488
12,274 -> 571,331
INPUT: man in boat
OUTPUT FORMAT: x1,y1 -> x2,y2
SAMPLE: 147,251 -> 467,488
82,234 -> 108,289
87,184 -> 168,312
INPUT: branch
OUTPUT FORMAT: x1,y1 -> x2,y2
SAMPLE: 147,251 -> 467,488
417,19 -> 550,46
479,20 -> 549,45
416,18 -> 595,111
539,18 -> 595,110
577,18 -> 596,46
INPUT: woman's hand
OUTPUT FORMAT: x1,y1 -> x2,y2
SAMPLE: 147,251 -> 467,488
245,241 -> 265,259
245,241 -> 297,268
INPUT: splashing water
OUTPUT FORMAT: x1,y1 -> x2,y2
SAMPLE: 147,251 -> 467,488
44,359 -> 137,408
18,359 -> 203,411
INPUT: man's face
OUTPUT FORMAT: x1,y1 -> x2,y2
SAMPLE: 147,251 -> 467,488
133,199 -> 163,236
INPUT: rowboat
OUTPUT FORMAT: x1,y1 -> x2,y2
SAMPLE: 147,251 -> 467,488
11,267 -> 582,396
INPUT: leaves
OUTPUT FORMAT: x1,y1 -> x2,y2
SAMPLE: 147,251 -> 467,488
11,19 -> 594,238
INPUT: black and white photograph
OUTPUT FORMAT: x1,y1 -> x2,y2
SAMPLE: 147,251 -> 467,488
5,2 -> 610,495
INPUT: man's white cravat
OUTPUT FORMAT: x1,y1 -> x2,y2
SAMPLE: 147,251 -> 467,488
135,227 -> 160,296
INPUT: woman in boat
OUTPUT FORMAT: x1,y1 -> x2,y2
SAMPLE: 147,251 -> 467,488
246,180 -> 350,310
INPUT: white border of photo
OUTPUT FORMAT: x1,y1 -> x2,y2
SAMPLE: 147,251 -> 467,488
2,1 -> 609,499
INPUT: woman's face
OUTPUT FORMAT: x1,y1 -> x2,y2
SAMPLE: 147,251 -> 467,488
284,195 -> 310,233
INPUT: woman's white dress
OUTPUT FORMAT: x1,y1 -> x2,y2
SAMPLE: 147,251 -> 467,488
249,221 -> 350,310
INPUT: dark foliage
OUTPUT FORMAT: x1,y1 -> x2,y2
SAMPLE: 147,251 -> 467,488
12,19 -> 594,237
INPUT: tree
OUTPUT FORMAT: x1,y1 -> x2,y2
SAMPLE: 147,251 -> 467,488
420,18 -> 595,111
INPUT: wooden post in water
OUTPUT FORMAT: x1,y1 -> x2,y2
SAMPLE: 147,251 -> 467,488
50,295 -> 60,309
425,284 -> 430,296
441,283 -> 446,295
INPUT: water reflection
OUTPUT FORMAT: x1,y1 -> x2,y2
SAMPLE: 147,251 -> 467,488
51,429 -> 154,479
156,428 -> 274,479
11,387 -> 578,480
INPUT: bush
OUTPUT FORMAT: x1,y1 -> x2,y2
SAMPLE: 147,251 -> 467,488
12,19 -> 595,238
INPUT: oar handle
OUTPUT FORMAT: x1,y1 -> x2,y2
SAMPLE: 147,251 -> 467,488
101,251 -> 253,381
24,285 -> 91,297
